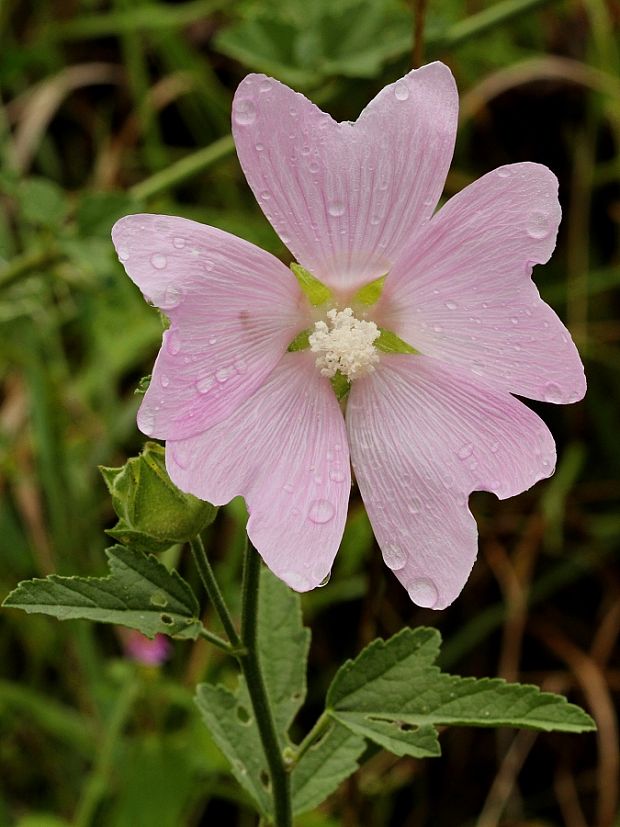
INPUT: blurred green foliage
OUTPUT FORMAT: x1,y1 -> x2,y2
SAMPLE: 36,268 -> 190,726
0,0 -> 618,825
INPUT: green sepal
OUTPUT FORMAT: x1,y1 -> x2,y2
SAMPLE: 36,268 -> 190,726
287,328 -> 311,352
290,263 -> 332,306
375,328 -> 418,354
352,274 -> 387,306
330,372 -> 350,401
100,442 -> 217,551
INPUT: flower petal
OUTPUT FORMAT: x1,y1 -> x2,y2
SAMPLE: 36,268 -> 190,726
112,214 -> 310,440
376,163 -> 586,403
232,63 -> 458,293
166,353 -> 350,591
346,354 -> 556,609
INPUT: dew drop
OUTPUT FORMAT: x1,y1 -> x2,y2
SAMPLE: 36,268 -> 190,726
204,259 -> 215,272
407,577 -> 439,608
457,444 -> 473,460
433,324 -> 443,333
255,142 -> 264,151
308,160 -> 320,173
526,210 -> 552,239
139,408 -> 155,436
328,201 -> 345,217
259,78 -> 273,93
308,499 -> 335,524
172,236 -> 186,249
318,571 -> 331,587
383,544 -> 406,571
497,167 -> 511,178
490,441 -> 500,453
162,285 -> 184,309
166,329 -> 181,355
160,374 -> 170,388
196,376 -> 214,394
283,483 -> 294,493
215,367 -> 230,384
260,190 -> 271,201
150,590 -> 168,608
543,381 -> 563,403
209,336 -> 217,345
329,468 -> 346,483
510,316 -> 519,325
234,98 -> 256,125
117,246 -> 129,261
445,300 -> 458,310
150,253 -> 167,270
394,79 -> 410,101
407,498 -> 421,515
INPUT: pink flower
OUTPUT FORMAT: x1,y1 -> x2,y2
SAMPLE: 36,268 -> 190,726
121,630 -> 171,666
112,63 -> 585,610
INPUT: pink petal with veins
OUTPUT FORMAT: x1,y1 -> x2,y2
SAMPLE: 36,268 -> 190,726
232,63 -> 458,294
112,215 -> 310,440
376,163 -> 586,403
347,354 -> 556,609
166,353 -> 350,591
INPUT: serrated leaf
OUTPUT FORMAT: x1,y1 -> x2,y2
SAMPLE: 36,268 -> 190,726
327,628 -> 595,757
195,683 -> 272,818
332,715 -> 440,758
2,546 -> 202,639
291,721 -> 366,815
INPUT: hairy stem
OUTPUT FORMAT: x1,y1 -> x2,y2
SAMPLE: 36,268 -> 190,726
189,536 -> 241,648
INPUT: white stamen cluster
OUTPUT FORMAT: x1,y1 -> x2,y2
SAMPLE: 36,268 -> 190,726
309,307 -> 380,380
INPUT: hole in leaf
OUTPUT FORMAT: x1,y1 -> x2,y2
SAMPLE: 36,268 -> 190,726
236,705 -> 251,724
397,721 -> 417,732
160,613 -> 174,625
259,769 -> 271,790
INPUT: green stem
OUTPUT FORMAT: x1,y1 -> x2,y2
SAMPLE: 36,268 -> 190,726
73,676 -> 139,827
199,626 -> 246,655
190,536 -> 241,648
130,134 -> 235,201
290,711 -> 331,765
239,543 -> 292,827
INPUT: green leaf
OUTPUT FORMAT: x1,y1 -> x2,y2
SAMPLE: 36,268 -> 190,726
256,566 -> 311,742
330,372 -> 350,401
75,191 -> 141,238
287,328 -> 311,352
352,274 -> 386,306
291,721 -> 366,815
195,683 -> 272,819
2,546 -> 202,639
375,328 -> 418,354
327,628 -> 595,758
290,263 -> 331,306
17,178 -> 68,228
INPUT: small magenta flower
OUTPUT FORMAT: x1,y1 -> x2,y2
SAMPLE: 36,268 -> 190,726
112,63 -> 585,609
121,630 -> 171,666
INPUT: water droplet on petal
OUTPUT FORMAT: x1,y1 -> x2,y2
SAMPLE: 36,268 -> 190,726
162,285 -> 184,309
139,408 -> 155,436
215,367 -> 230,384
234,98 -> 256,125
394,79 -> 410,101
204,259 -> 215,272
490,441 -> 500,453
160,375 -> 170,388
383,544 -> 406,571
209,336 -> 217,345
166,329 -> 181,355
543,381 -> 563,403
260,190 -> 271,201
117,246 -> 129,261
407,577 -> 439,608
150,253 -> 167,270
329,468 -> 346,483
172,236 -> 186,249
497,167 -> 511,178
283,483 -> 294,493
328,201 -> 345,217
259,78 -> 273,93
408,497 -> 421,515
457,444 -> 473,460
433,324 -> 443,333
309,160 -> 320,173
234,358 -> 248,375
255,142 -> 264,151
526,210 -> 552,239
318,571 -> 331,587
445,300 -> 458,310
308,499 -> 335,524
196,376 -> 214,394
